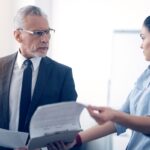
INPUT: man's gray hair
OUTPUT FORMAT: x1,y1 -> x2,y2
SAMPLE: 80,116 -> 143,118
14,5 -> 47,29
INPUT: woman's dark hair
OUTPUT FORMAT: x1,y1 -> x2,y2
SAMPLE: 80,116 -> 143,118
143,16 -> 150,31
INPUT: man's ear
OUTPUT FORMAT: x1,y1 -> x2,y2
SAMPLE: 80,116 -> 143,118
14,30 -> 22,43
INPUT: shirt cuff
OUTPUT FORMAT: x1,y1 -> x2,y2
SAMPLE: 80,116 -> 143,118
114,123 -> 127,135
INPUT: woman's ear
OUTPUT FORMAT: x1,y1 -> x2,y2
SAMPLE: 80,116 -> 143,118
14,30 -> 22,43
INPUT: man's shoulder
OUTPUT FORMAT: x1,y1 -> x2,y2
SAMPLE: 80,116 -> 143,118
43,56 -> 72,70
0,52 -> 17,63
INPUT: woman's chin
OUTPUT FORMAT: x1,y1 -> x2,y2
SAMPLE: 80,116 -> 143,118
144,56 -> 150,61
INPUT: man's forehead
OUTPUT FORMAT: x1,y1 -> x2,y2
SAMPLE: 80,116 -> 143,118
23,15 -> 49,29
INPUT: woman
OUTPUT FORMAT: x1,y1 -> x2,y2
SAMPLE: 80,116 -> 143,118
72,16 -> 150,150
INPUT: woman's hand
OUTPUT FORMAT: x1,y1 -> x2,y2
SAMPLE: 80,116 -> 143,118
87,105 -> 117,124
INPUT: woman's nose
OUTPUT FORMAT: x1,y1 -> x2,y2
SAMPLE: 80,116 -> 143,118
140,42 -> 143,49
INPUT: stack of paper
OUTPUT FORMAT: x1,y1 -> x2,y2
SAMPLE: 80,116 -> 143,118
0,102 -> 85,150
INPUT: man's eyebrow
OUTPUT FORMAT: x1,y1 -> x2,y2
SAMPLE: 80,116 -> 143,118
33,28 -> 50,31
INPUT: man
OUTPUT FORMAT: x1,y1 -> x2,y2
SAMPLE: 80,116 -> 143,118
0,5 -> 78,150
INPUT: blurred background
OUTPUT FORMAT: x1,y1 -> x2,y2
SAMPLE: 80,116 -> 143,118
1,0 -> 150,149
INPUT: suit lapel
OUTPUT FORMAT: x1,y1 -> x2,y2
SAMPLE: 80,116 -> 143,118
25,57 -> 53,127
0,53 -> 17,129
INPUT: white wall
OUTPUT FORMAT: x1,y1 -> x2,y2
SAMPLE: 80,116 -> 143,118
0,0 -> 14,56
0,0 -> 35,57
112,0 -> 150,30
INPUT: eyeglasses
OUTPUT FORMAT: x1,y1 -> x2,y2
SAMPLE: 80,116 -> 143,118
18,28 -> 55,37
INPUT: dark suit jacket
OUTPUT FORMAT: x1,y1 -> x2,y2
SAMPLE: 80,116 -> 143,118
0,52 -> 78,150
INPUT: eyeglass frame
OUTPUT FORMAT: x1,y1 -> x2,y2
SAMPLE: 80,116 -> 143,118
17,28 -> 55,37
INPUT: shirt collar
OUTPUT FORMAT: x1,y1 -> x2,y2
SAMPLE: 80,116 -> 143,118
16,50 -> 42,71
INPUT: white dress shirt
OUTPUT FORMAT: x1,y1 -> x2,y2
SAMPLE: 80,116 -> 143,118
9,51 -> 41,131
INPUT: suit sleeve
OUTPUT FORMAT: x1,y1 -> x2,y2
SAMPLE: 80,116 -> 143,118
59,68 -> 78,102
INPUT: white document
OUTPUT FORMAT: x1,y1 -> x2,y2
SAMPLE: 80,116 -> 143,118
0,102 -> 85,150
28,102 -> 85,150
0,128 -> 28,149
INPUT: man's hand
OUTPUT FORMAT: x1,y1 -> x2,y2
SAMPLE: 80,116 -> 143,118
47,140 -> 76,150
15,146 -> 28,150
15,146 -> 41,150
15,140 -> 76,150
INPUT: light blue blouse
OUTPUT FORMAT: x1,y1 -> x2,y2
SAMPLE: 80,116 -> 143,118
115,66 -> 150,150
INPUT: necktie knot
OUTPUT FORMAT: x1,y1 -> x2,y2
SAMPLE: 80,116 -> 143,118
24,59 -> 32,68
